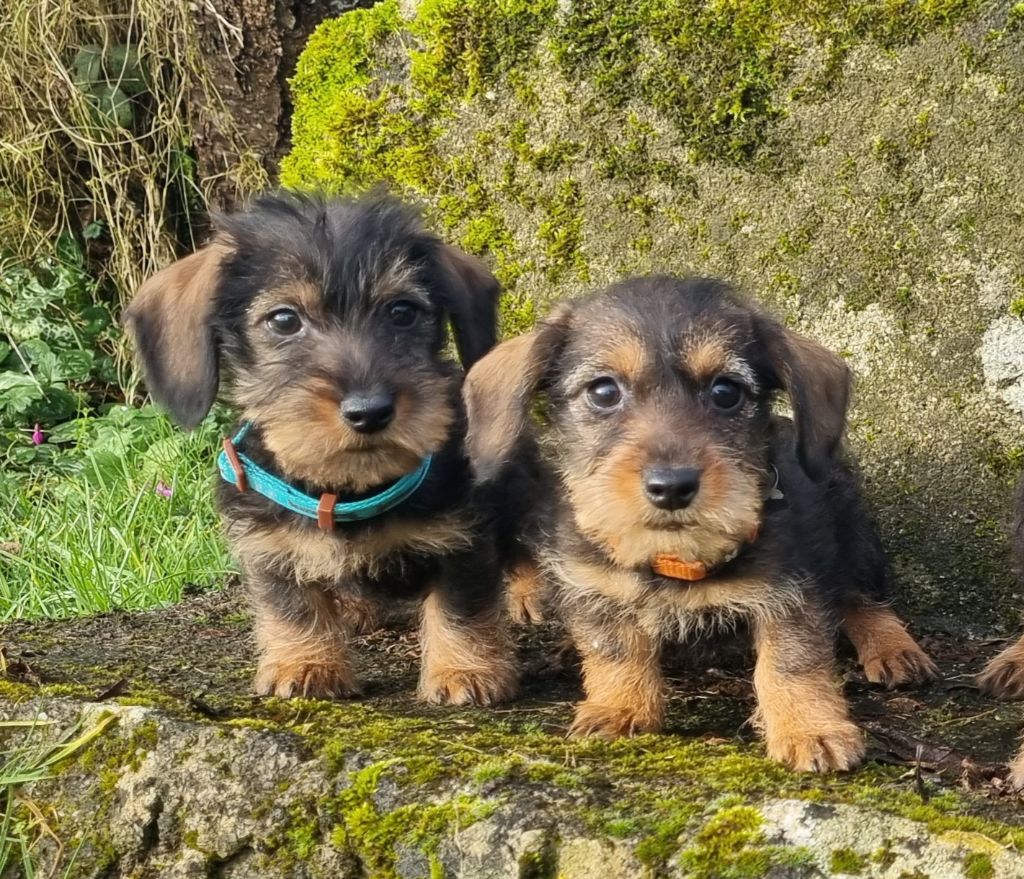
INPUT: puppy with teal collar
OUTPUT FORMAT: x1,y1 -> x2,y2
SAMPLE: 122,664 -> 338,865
125,192 -> 525,704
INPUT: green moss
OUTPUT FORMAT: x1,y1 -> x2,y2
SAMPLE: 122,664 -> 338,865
830,846 -> 867,874
537,178 -> 589,282
677,804 -> 814,879
872,842 -> 898,869
282,0 -> 980,321
10,684 -> 1024,871
0,679 -> 35,701
324,760 -> 496,878
1009,296 -> 1024,318
963,852 -> 995,879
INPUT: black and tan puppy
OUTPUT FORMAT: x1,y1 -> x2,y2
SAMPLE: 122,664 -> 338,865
465,276 -> 936,771
125,192 -> 520,705
977,474 -> 1024,785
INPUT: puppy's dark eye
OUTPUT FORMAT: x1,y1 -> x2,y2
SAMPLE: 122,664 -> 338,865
387,300 -> 420,329
708,377 -> 745,413
267,308 -> 302,336
586,377 -> 623,411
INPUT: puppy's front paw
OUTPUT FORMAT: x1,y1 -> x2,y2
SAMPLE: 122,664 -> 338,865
568,700 -> 663,740
418,662 -> 519,706
765,720 -> 865,773
978,639 -> 1024,700
861,642 -> 939,688
254,660 -> 361,700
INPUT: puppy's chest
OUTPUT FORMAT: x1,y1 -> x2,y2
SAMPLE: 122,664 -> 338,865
225,510 -> 475,584
552,551 -> 803,640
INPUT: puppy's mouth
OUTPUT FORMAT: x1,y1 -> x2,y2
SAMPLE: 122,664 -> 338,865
646,520 -> 695,531
642,513 -> 700,531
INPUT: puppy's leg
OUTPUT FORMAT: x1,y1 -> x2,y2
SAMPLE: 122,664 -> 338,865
977,634 -> 1024,700
506,560 -> 548,625
418,541 -> 519,706
841,601 -> 938,688
249,570 -> 360,699
567,614 -> 665,739
753,602 -> 864,772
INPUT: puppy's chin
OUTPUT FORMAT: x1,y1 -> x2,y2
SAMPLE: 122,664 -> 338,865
269,415 -> 454,490
566,457 -> 764,569
579,515 -> 761,569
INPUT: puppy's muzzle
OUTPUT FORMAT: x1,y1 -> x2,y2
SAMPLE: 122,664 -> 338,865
642,466 -> 701,511
341,389 -> 395,434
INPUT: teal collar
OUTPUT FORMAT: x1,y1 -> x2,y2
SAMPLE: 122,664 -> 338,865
217,422 -> 432,531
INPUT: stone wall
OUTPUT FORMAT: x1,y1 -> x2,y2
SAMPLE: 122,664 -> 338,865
280,0 -> 1024,628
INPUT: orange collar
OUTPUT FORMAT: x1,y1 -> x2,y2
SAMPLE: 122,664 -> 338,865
652,524 -> 760,582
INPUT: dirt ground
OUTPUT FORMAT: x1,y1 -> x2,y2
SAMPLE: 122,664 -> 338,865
4,585 -> 1022,784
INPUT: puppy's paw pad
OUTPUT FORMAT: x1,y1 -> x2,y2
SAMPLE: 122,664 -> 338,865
567,701 -> 662,740
419,667 -> 519,707
766,722 -> 865,773
978,649 -> 1024,700
862,644 -> 939,688
254,663 -> 361,700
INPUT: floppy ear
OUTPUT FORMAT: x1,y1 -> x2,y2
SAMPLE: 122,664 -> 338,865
122,239 -> 232,429
758,316 -> 851,481
436,245 -> 500,369
463,306 -> 572,481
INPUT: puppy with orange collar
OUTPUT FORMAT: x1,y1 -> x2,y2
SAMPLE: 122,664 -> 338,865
465,275 -> 936,771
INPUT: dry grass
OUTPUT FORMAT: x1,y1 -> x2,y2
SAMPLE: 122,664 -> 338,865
0,0 -> 267,311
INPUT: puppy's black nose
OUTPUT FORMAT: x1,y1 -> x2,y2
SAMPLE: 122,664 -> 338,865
643,467 -> 701,510
341,391 -> 395,434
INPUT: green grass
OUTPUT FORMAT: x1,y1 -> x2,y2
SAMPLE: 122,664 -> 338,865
0,715 -> 116,876
0,405 -> 232,620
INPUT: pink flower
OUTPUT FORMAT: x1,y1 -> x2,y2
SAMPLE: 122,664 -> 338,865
31,423 -> 44,445
155,481 -> 173,498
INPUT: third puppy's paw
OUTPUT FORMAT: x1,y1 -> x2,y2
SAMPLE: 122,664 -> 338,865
1007,744 -> 1024,791
567,700 -> 663,740
978,638 -> 1024,700
764,720 -> 865,773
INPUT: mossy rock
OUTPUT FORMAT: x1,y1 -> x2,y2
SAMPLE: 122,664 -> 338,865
4,590 -> 1024,877
281,0 -> 1024,628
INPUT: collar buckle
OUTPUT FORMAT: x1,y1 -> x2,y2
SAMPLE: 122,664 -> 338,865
222,437 -> 248,493
317,493 -> 337,531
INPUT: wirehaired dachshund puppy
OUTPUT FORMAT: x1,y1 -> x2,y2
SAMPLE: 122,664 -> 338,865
465,276 -> 937,771
977,474 -> 1024,786
124,192 -> 521,705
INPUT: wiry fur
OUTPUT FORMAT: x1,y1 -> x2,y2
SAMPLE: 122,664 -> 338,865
977,473 -> 1024,787
125,191 -> 522,705
465,275 -> 936,772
